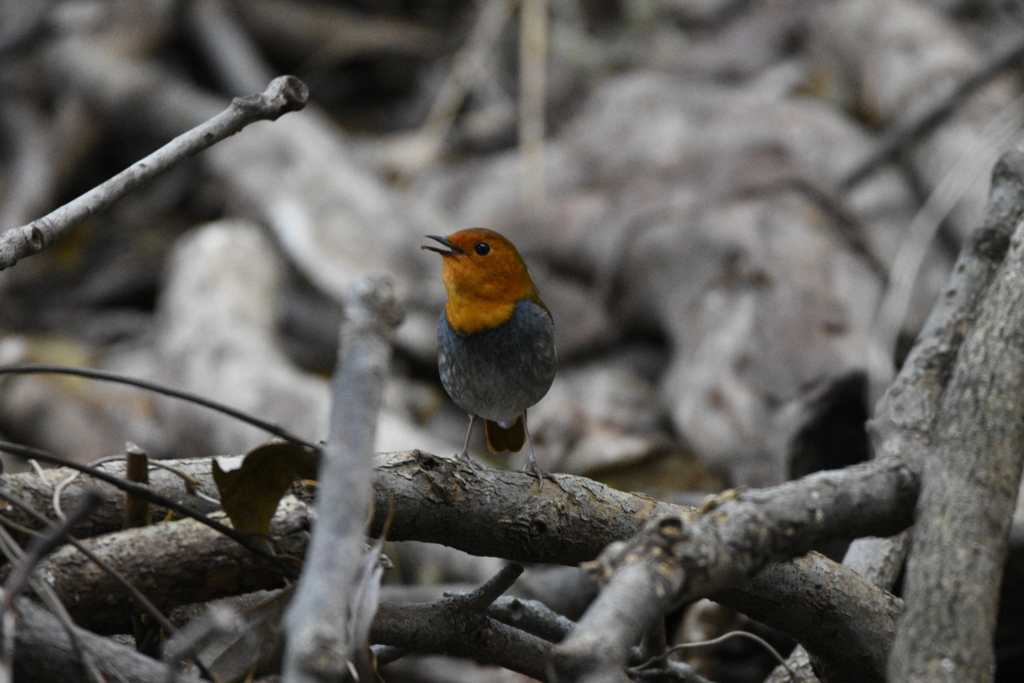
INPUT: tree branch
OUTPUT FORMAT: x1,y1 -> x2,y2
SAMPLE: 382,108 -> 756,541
0,75 -> 308,271
717,551 -> 900,683
548,458 -> 918,681
373,594 -> 552,681
6,592 -> 205,683
282,275 -> 403,683
3,496 -> 312,635
757,146 -> 1024,683
889,205 -> 1024,680
0,489 -> 101,617
0,440 -> 295,576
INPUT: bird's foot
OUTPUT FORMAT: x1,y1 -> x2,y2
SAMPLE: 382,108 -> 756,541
456,450 -> 484,473
524,456 -> 562,491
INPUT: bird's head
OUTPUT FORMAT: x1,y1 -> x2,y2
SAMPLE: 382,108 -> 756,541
423,228 -> 545,333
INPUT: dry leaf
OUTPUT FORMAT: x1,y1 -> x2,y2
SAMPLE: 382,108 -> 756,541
212,440 -> 318,538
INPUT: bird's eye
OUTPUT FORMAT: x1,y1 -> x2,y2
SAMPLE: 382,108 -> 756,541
474,242 -> 490,255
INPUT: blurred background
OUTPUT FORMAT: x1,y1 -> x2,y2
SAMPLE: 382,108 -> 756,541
0,0 -> 1023,680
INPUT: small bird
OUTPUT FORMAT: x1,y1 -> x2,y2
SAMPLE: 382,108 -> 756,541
423,228 -> 556,484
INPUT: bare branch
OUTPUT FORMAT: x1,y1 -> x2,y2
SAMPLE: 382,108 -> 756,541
282,275 -> 403,683
373,595 -> 551,680
0,487 -> 178,637
487,595 -> 575,643
889,218 -> 1024,679
459,563 -> 525,610
4,592 -> 205,683
718,551 -> 900,683
770,148 -> 1024,683
0,75 -> 308,271
549,458 -> 918,681
5,496 -> 312,635
0,440 -> 296,576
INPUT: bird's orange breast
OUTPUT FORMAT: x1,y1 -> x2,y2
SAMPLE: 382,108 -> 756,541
445,298 -> 518,335
440,251 -> 544,335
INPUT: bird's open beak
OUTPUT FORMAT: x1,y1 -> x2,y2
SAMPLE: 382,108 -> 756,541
422,235 -> 464,256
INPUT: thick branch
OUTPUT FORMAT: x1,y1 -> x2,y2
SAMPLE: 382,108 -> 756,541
11,497 -> 311,634
889,215 -> 1024,679
0,75 -> 308,271
868,150 -> 1024,466
759,146 -> 1024,683
769,148 -> 1024,683
549,458 -> 917,681
0,447 -> 923,678
0,451 -> 684,561
718,551 -> 900,683
0,451 -> 919,574
369,450 -> 687,565
7,592 -> 204,683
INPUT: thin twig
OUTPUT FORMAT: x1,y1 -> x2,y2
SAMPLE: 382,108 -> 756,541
839,32 -> 1024,191
53,455 -> 123,521
519,0 -> 547,203
0,75 -> 308,270
53,455 -> 219,519
631,631 -> 797,681
27,459 -> 48,487
0,364 -> 319,450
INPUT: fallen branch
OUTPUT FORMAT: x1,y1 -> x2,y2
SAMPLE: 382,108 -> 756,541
761,144 -> 1024,683
0,489 -> 101,617
548,458 -> 918,681
372,564 -> 552,681
5,592 -> 205,683
1,496 -> 312,635
0,440 -> 296,577
0,487 -> 178,637
718,551 -> 900,683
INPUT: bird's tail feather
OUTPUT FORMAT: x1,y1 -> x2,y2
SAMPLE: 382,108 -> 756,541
485,417 -> 525,453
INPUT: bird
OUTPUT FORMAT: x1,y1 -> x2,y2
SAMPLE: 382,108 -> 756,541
422,228 -> 556,485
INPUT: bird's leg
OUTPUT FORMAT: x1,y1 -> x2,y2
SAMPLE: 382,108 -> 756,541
521,414 -> 558,489
457,415 -> 483,471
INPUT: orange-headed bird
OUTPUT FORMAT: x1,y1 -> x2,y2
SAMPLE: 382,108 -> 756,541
423,228 -> 556,483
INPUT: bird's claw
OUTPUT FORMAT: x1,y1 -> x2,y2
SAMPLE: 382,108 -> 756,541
524,457 -> 562,491
456,450 -> 484,473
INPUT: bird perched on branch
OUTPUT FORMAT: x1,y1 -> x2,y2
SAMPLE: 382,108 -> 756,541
423,228 -> 556,485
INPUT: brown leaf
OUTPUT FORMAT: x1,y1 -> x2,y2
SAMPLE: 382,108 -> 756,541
212,441 -> 318,538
